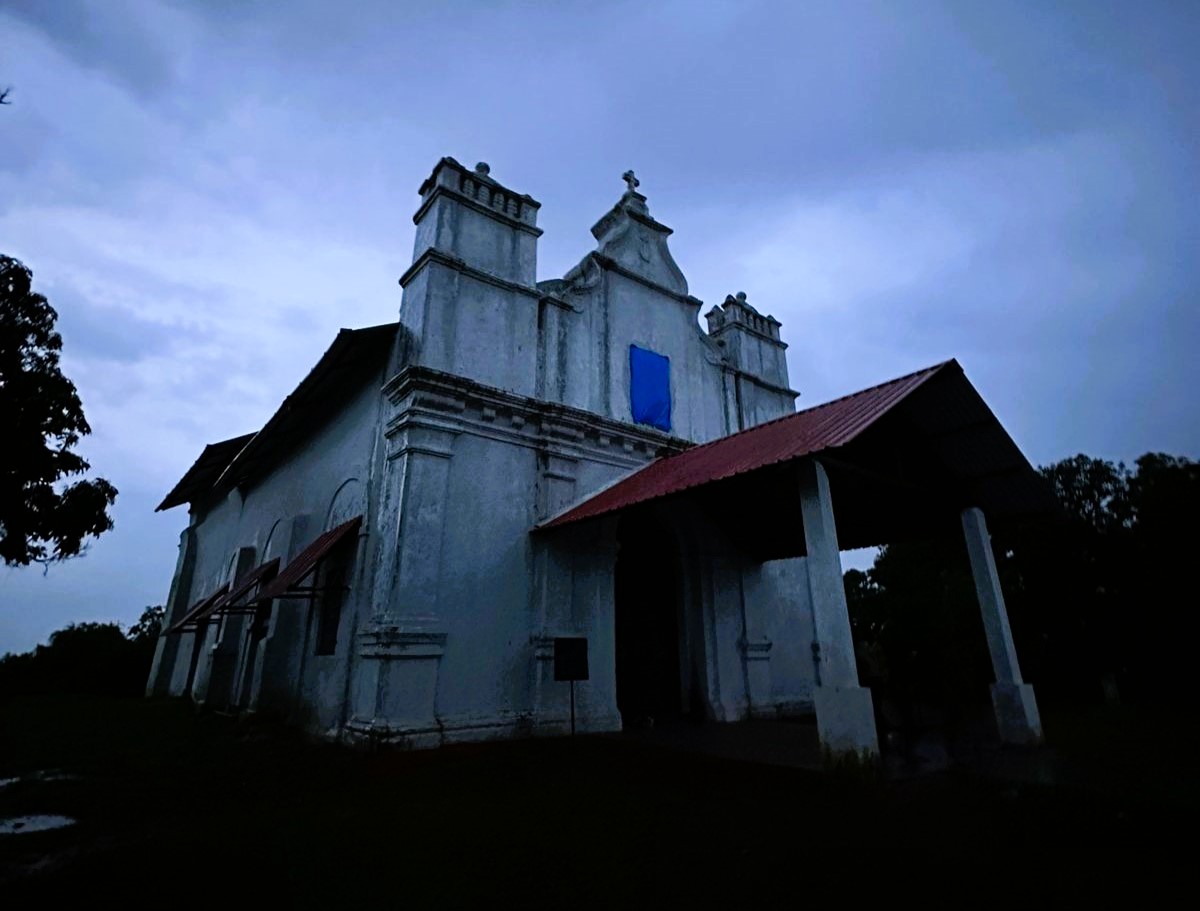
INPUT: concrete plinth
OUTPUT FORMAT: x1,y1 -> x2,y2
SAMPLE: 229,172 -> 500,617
814,685 -> 880,757
991,682 -> 1043,746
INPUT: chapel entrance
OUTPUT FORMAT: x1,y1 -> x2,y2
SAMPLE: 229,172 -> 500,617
614,511 -> 687,725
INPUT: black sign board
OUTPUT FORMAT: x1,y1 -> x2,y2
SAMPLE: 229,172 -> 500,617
554,637 -> 589,682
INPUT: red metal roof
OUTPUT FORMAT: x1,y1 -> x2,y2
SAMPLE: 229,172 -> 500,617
541,360 -> 952,530
209,557 -> 281,616
252,516 -> 362,603
164,583 -> 231,635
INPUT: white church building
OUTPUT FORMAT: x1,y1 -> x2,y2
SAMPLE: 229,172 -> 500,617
147,158 -> 1050,757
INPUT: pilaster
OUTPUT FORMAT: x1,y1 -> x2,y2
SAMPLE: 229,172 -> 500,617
346,619 -> 449,747
146,524 -> 197,697
198,545 -> 257,709
740,636 -> 774,719
529,519 -> 622,735
247,514 -> 312,716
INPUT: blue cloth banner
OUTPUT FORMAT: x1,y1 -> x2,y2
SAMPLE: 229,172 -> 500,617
630,345 -> 671,432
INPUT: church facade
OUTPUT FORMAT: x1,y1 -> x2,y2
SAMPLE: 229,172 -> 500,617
148,158 -> 1047,756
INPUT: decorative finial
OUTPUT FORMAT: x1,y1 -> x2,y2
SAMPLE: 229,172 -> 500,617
474,162 -> 491,176
622,169 -> 640,193
735,291 -> 747,303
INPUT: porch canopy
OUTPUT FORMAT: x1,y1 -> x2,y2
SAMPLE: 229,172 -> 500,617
539,359 -> 1056,560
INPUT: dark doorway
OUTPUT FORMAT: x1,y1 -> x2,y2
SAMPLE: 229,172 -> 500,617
614,511 -> 685,724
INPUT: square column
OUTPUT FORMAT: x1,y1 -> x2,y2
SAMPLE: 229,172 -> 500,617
146,525 -> 197,697
961,507 -> 1043,745
799,460 -> 879,758
202,546 -> 258,709
247,514 -> 312,715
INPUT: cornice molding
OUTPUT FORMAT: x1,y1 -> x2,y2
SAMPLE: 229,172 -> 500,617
729,367 -> 801,400
412,183 -> 544,237
400,247 -> 567,310
589,252 -> 704,309
711,319 -> 790,350
384,366 -> 691,469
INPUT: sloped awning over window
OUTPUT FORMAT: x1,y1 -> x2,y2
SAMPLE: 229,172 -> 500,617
209,557 -> 281,617
163,556 -> 282,635
164,584 -> 230,635
251,516 -> 362,604
538,359 -> 1057,560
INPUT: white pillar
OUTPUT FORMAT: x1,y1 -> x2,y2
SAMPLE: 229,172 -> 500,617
146,525 -> 197,697
201,546 -> 258,710
249,514 -> 312,715
800,460 -> 879,758
961,507 -> 1043,745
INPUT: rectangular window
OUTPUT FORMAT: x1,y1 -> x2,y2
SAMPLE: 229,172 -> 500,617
314,547 -> 352,656
629,345 -> 671,432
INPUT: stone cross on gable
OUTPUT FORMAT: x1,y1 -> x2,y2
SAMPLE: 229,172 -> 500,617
622,170 -> 640,193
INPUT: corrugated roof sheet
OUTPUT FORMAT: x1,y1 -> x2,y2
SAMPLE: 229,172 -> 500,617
541,360 -> 952,529
251,516 -> 362,603
164,583 -> 230,635
209,557 -> 280,616
156,434 -> 254,511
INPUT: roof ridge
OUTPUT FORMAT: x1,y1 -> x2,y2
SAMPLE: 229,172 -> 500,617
202,432 -> 255,451
794,358 -> 957,418
343,320 -> 400,335
212,324 -> 398,494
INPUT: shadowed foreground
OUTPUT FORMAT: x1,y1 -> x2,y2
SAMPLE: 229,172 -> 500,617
0,696 -> 1192,904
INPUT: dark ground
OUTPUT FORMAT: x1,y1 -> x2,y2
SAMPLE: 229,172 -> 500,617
1,696 -> 1194,906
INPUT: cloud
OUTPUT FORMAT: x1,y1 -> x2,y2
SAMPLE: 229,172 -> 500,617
3,0 -> 183,100
0,0 -> 1196,654
3,194 -> 398,491
675,126 -> 1199,467
47,282 -> 181,364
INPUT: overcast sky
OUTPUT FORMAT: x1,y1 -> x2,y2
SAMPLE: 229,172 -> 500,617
1,0 -> 1197,654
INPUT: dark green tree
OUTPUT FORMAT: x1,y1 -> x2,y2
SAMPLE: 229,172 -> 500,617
0,606 -> 166,697
127,605 -> 165,644
1040,453 -> 1131,535
847,537 -> 992,737
0,254 -> 117,566
846,451 -> 1199,715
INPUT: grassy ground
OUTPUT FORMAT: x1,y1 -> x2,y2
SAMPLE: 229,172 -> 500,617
0,695 -> 1192,905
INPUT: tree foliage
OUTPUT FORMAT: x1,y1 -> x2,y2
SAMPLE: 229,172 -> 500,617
127,604 -> 165,644
846,452 -> 1199,721
0,605 -> 165,697
0,254 -> 117,566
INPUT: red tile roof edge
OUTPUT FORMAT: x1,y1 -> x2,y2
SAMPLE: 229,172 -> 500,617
538,358 -> 957,530
164,583 -> 231,635
251,516 -> 363,604
209,557 -> 282,616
